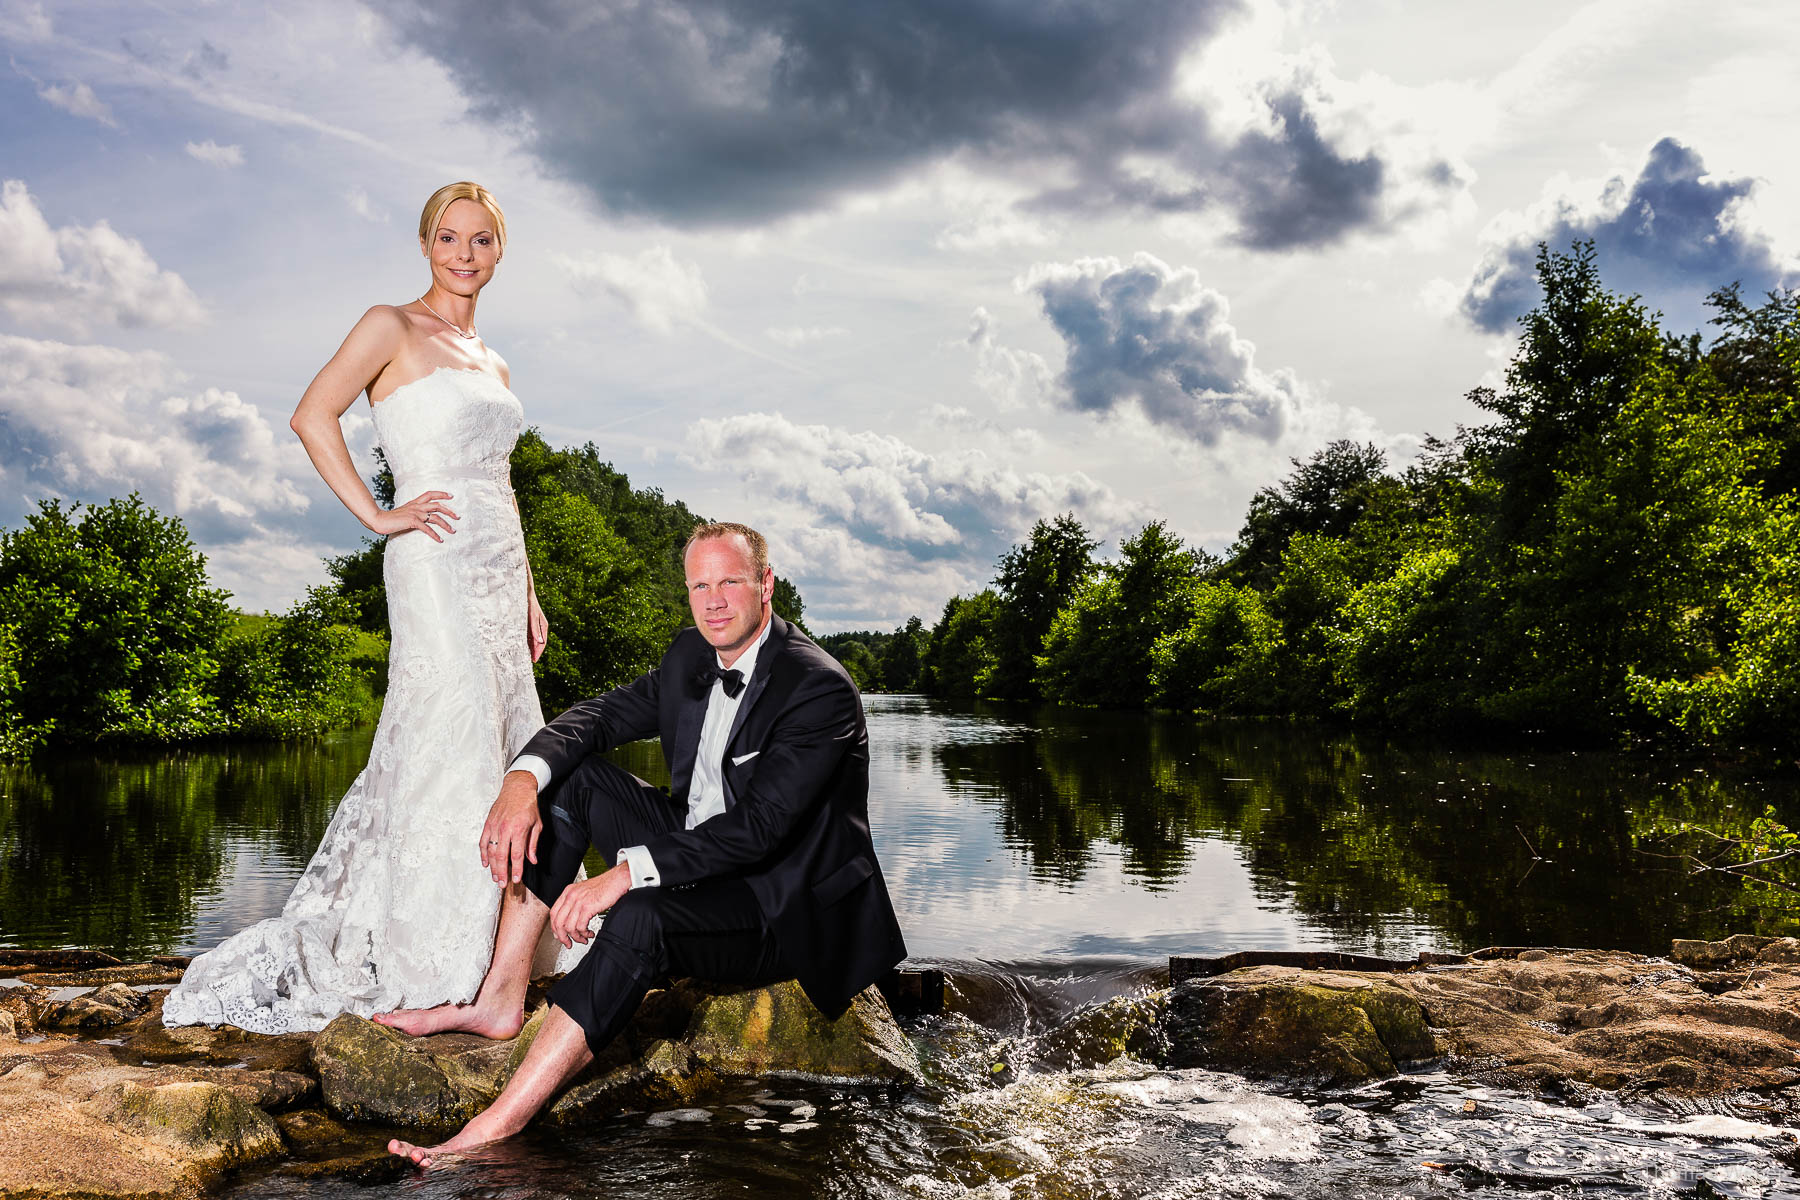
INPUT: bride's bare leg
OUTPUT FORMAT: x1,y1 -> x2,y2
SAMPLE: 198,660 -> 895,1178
388,1005 -> 594,1165
376,883 -> 549,1037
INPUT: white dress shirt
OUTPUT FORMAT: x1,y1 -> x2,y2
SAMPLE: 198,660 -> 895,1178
508,617 -> 772,890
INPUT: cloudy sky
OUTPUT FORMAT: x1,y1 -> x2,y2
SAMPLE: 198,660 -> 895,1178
3,0 -> 1795,630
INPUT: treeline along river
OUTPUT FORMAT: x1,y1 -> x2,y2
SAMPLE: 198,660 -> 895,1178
6,698 -> 1800,1197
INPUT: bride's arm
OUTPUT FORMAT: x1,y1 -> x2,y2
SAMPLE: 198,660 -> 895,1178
290,307 -> 457,542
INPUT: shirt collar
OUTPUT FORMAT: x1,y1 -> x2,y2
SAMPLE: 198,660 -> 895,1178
716,613 -> 774,682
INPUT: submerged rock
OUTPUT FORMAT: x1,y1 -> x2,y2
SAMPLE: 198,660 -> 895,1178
682,980 -> 922,1083
1030,992 -> 1167,1071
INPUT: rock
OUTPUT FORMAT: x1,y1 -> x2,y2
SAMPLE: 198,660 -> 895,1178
0,1010 -> 15,1039
0,948 -> 122,970
1670,935 -> 1800,969
122,1009 -> 316,1076
83,1080 -> 283,1171
1390,949 -> 1800,1097
19,962 -> 187,987
1162,969 -> 1434,1085
682,981 -> 923,1084
0,982 -> 47,1036
312,1014 -> 490,1127
1030,992 -> 1167,1070
36,983 -> 151,1031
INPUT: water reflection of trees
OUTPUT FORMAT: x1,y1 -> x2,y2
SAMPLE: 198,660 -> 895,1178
0,735 -> 368,957
933,703 -> 1800,954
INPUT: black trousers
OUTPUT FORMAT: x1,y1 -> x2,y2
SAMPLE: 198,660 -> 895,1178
521,756 -> 786,1054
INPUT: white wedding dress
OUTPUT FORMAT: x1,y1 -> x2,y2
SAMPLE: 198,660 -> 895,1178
164,367 -> 586,1034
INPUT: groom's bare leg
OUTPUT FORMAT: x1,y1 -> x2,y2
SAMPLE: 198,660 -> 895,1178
375,883 -> 549,1038
387,1005 -> 593,1165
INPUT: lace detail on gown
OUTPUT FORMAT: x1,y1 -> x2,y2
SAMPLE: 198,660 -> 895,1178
163,368 -> 588,1034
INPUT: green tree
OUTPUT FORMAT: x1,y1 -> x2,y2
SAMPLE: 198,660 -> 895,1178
1150,582 -> 1282,714
1265,533 -> 1357,716
880,615 -> 927,692
0,496 -> 232,742
771,575 -> 810,635
833,639 -> 880,692
988,514 -> 1098,699
921,590 -> 1002,698
0,623 -> 51,757
1037,522 -> 1210,707
1226,440 -> 1389,587
215,588 -> 378,737
524,491 -> 681,714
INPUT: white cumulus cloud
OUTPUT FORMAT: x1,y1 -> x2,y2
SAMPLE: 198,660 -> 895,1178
0,180 -> 206,334
558,244 -> 708,334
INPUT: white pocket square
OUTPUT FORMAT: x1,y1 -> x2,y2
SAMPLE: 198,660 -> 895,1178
731,751 -> 760,765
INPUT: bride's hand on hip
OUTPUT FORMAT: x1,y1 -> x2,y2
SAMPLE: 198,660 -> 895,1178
369,491 -> 460,542
526,591 -> 549,662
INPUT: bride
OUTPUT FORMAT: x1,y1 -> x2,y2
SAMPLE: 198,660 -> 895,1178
164,182 -> 585,1033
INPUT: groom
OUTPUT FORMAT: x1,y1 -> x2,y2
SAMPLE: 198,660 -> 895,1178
383,521 -> 908,1164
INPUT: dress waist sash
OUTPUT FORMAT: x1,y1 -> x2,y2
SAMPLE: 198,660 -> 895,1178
394,462 -> 512,492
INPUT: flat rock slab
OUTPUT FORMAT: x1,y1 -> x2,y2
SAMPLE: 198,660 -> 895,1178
1388,947 -> 1800,1097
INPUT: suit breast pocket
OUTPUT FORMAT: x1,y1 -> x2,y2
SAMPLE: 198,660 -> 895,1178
812,855 -> 874,907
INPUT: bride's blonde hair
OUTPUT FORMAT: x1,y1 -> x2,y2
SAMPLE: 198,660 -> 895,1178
418,182 -> 507,257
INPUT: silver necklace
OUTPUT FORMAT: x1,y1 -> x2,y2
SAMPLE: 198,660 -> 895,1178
418,296 -> 478,340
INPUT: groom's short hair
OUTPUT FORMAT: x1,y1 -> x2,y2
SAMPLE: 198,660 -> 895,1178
685,521 -> 769,577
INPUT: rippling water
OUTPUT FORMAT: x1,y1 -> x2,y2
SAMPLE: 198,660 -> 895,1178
5,696 -> 1800,1196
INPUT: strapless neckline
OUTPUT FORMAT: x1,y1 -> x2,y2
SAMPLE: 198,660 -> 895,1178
375,365 -> 511,407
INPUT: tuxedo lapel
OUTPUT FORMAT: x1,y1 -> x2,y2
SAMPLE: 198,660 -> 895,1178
724,615 -> 787,755
668,647 -> 708,802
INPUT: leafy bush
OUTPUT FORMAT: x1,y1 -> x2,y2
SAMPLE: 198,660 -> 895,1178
0,496 -> 232,743
215,588 -> 380,738
1150,583 -> 1282,715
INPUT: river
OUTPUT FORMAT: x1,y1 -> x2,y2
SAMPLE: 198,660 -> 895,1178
4,696 -> 1798,1197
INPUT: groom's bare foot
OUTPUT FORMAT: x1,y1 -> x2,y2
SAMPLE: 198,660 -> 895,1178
373,1001 -> 523,1040
387,1107 -> 522,1166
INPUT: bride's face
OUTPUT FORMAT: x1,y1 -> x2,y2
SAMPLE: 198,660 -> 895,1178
422,198 -> 500,297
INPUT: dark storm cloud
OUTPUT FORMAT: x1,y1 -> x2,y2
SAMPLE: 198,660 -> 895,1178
1026,253 -> 1300,445
377,0 -> 1460,248
1461,138 -> 1789,332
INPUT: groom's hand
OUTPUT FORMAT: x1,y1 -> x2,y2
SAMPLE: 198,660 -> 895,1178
481,771 -> 543,885
549,862 -> 632,948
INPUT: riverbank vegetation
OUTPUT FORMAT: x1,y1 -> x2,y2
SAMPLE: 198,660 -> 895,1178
863,246 -> 1797,752
0,434 -> 806,754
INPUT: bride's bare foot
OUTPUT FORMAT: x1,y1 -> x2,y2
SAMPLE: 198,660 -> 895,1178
373,1000 -> 523,1039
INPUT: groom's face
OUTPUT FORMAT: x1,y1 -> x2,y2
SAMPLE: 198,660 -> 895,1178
685,534 -> 774,666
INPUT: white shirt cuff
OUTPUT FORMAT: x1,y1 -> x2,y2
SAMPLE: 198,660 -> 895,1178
617,845 -> 660,889
507,754 -> 552,792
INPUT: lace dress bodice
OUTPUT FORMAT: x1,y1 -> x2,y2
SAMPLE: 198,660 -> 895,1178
164,368 -> 585,1033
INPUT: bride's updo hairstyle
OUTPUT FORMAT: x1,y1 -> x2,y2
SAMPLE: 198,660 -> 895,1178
418,181 -> 507,258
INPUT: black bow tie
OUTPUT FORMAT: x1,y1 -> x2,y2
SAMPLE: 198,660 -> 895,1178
694,664 -> 746,699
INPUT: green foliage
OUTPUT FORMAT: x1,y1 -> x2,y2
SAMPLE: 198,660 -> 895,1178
818,629 -> 892,691
0,623 -> 51,757
1336,546 -> 1472,728
921,590 -> 1002,699
988,513 -> 1097,699
1150,582 -> 1282,714
1226,440 -> 1389,587
216,588 -> 379,737
523,491 -> 681,714
1038,522 -> 1213,707
771,575 -> 809,635
1265,534 -> 1356,715
0,496 -> 232,743
879,616 -> 927,692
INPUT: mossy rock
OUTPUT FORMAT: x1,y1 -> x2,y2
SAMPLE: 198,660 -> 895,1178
1164,976 -> 1434,1085
312,1015 -> 485,1127
1032,991 -> 1169,1070
683,981 -> 922,1084
82,1080 -> 283,1172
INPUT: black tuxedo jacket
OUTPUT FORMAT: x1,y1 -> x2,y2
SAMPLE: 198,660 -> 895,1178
519,614 -> 907,1018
